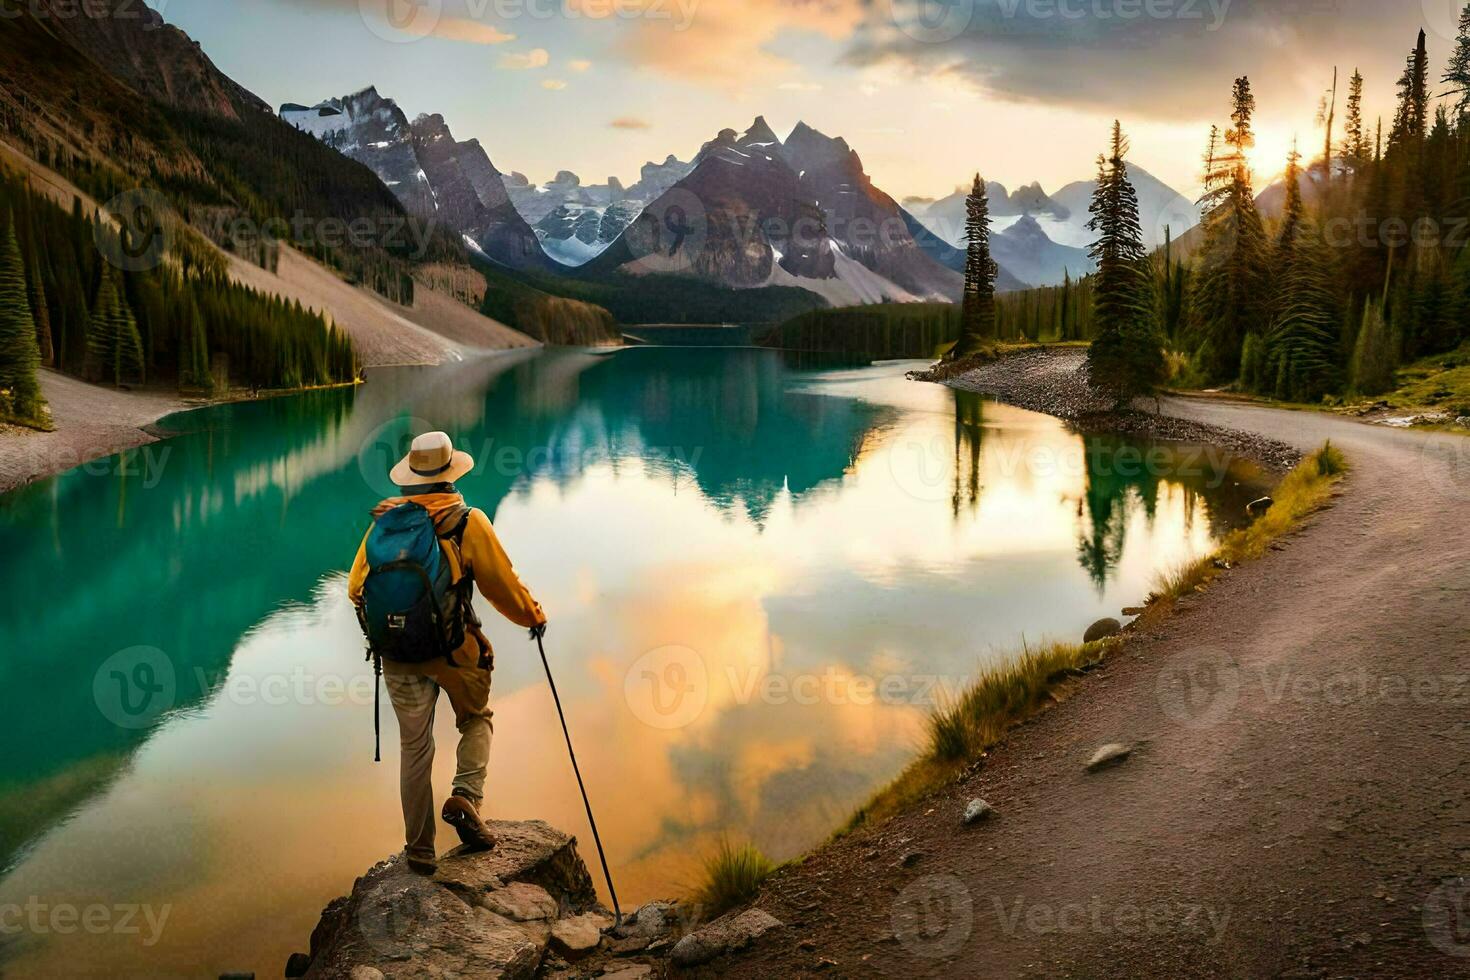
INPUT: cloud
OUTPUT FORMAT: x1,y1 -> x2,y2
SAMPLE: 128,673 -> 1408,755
777,81 -> 824,91
614,0 -> 864,89
430,16 -> 515,44
542,79 -> 568,90
500,47 -> 551,70
843,0 -> 1424,122
610,116 -> 652,129
568,59 -> 593,72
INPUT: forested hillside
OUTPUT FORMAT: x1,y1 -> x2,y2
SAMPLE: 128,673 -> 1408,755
0,171 -> 355,422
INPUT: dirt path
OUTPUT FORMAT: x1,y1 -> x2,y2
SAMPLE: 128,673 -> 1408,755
718,356 -> 1470,978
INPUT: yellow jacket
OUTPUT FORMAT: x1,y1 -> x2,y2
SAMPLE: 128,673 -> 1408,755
348,492 -> 545,665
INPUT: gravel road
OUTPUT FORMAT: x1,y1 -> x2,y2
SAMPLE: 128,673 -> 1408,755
719,350 -> 1470,979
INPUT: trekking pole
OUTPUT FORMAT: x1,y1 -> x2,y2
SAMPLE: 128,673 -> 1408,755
534,630 -> 623,926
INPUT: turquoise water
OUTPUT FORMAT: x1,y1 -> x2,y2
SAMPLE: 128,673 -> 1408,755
0,348 -> 1265,977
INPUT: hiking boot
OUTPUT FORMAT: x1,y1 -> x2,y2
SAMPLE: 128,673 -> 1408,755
405,852 -> 438,876
441,792 -> 497,851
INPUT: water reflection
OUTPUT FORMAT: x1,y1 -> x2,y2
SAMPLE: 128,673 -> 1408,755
0,349 -> 1266,978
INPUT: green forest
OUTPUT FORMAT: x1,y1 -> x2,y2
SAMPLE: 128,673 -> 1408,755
0,172 -> 357,426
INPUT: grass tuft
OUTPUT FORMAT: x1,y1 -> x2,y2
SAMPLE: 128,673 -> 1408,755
688,839 -> 777,919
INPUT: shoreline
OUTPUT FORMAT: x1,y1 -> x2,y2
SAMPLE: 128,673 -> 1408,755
922,346 -> 1304,472
0,370 -> 365,496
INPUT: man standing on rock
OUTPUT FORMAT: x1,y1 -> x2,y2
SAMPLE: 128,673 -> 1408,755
349,431 -> 547,875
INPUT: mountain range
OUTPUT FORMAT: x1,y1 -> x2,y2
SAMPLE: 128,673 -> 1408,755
906,167 -> 1200,286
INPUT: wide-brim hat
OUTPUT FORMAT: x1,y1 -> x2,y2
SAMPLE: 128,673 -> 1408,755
389,431 -> 475,487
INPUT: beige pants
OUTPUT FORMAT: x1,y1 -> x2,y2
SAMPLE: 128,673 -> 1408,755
383,648 -> 493,862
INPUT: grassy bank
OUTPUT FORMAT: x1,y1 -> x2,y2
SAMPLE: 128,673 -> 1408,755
689,443 -> 1350,912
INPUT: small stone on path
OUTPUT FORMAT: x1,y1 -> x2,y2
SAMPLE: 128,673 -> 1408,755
1086,742 -> 1133,771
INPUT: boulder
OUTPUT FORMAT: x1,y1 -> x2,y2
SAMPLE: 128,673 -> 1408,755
670,908 -> 784,967
297,820 -> 600,979
1083,618 -> 1122,643
963,798 -> 995,824
284,952 -> 311,977
548,912 -> 610,960
1246,496 -> 1274,518
1086,742 -> 1133,772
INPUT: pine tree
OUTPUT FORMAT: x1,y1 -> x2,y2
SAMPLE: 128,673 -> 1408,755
1263,147 -> 1341,401
87,268 -> 145,387
1340,69 -> 1367,170
27,252 -> 52,367
0,215 -> 44,422
953,172 -> 997,358
1086,122 -> 1166,407
1390,31 -> 1430,149
1444,5 -> 1470,115
1187,77 -> 1270,382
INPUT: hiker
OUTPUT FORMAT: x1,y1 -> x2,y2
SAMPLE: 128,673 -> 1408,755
348,431 -> 546,875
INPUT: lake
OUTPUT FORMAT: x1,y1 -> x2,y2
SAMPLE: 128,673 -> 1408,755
0,347 -> 1267,978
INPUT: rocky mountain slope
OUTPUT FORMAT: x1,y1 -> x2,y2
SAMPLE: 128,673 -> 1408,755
281,88 -> 548,271
588,117 -> 963,305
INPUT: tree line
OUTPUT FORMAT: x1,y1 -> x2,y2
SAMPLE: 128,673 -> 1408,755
956,16 -> 1470,405
0,171 -> 357,426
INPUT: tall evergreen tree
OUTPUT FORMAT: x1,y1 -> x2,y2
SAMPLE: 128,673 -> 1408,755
1444,4 -> 1470,115
1264,146 -> 1341,401
87,268 -> 145,387
1340,69 -> 1367,170
1086,122 -> 1166,407
1188,77 -> 1270,382
0,215 -> 44,422
1390,30 -> 1430,149
953,173 -> 997,358
27,252 -> 52,367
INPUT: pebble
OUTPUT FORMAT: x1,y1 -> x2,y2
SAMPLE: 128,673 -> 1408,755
1086,743 -> 1133,771
964,798 -> 995,824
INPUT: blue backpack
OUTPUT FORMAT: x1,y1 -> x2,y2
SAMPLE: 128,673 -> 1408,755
358,501 -> 472,665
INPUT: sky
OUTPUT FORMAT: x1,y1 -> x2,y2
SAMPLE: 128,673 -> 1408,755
150,0 -> 1463,201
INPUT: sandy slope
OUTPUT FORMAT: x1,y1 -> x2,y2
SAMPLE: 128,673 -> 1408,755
0,371 -> 188,493
722,356 -> 1470,978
